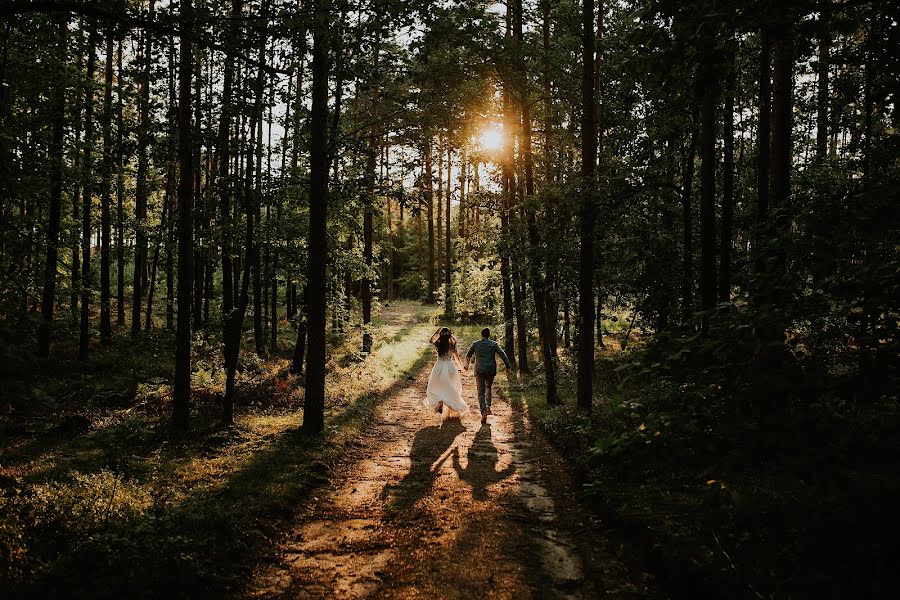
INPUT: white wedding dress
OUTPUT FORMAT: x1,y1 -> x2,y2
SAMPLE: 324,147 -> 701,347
424,354 -> 468,415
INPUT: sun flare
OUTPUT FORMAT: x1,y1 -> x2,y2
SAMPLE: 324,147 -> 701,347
476,127 -> 504,152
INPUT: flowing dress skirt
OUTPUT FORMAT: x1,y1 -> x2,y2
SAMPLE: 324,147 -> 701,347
424,358 -> 468,414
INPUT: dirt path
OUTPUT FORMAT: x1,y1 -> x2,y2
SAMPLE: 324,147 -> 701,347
244,352 -> 654,598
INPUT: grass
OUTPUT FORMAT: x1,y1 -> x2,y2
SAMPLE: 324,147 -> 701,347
0,301 -> 440,598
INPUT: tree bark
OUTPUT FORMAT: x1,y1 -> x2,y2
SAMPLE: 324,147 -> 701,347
577,0 -> 596,412
115,39 -> 125,328
755,28 -> 771,265
218,0 -> 241,329
303,0 -> 330,435
515,0 -> 557,403
78,29 -> 97,361
719,46 -> 735,304
816,19 -> 829,162
444,145 -> 452,313
99,32 -> 114,346
70,24 -> 84,320
436,135 -> 443,292
173,0 -> 195,430
37,17 -> 67,357
223,0 -> 269,424
699,61 -> 718,332
425,140 -> 435,301
146,191 -> 169,330
133,1 -> 154,337
681,107 -> 698,325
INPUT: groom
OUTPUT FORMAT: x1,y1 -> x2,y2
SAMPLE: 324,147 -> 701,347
464,328 -> 511,424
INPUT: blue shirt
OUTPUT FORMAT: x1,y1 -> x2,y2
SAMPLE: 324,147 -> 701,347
465,338 -> 511,374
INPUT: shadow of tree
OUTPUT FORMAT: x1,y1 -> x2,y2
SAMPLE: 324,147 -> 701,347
381,419 -> 465,511
452,423 -> 515,501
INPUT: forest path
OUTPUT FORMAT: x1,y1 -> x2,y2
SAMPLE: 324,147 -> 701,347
243,316 -> 653,599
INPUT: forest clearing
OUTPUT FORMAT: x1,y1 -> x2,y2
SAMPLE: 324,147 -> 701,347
1,0 -> 899,597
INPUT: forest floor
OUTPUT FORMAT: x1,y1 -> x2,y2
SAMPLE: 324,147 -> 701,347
1,303 -> 655,599
240,325 -> 656,599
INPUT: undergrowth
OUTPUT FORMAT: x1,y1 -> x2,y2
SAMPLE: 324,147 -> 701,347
0,302 -> 439,598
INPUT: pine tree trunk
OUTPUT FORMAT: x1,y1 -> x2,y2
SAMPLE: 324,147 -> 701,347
219,0 -> 240,328
78,30 -> 98,361
681,108 -> 698,325
192,53 -> 204,332
755,28 -> 771,265
425,141 -> 435,302
816,20 -> 829,162
115,39 -> 126,328
99,32 -> 114,346
291,287 -> 308,375
577,0 -> 596,412
173,0 -> 195,430
436,136 -> 443,293
719,47 -> 735,304
515,0 -> 555,400
699,61 -> 718,332
165,37 -> 176,332
37,18 -> 67,358
303,2 -> 330,435
133,2 -> 154,337
444,145 -> 452,313
70,26 -> 84,320
145,192 -> 169,331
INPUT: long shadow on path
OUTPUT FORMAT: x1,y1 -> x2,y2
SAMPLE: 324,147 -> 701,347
453,423 -> 515,501
381,419 -> 465,511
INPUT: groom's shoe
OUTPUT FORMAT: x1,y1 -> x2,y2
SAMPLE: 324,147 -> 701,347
486,406 -> 493,416
481,412 -> 487,424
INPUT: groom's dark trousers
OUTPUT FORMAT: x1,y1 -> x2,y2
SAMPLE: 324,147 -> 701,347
466,337 -> 511,415
475,372 -> 495,414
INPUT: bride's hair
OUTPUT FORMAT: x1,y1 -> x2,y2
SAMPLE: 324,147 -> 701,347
431,327 -> 456,356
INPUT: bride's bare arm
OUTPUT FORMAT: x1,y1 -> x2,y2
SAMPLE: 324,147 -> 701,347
453,347 -> 463,370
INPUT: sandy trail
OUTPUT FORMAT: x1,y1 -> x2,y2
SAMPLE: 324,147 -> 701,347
244,346 -> 653,599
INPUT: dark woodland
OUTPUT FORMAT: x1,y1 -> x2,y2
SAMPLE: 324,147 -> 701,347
1,0 -> 898,597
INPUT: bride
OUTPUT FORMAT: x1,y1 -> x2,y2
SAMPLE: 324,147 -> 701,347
424,327 -> 468,417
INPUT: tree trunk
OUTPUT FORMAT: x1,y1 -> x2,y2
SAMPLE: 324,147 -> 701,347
78,29 -> 98,361
755,28 -> 771,265
425,140 -> 435,301
70,25 -> 84,320
699,61 -> 718,332
173,0 -> 195,430
223,0 -> 269,424
816,20 -> 829,162
515,0 -> 556,401
362,37 -> 380,352
577,0 -> 596,412
115,39 -> 126,328
192,50 -> 204,332
444,145 -> 452,313
99,32 -> 114,346
37,18 -> 67,357
719,46 -> 735,304
133,1 -> 154,337
145,192 -> 169,330
436,136 -> 443,291
291,287 -> 309,374
165,37 -> 176,331
303,2 -> 330,435
252,72 -> 265,357
499,94 -> 517,370
681,107 -> 698,325
219,0 -> 240,328
362,143 -> 375,351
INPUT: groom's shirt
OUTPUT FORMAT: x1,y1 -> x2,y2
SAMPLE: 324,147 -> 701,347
466,338 -> 511,375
